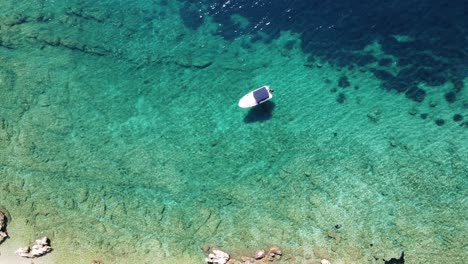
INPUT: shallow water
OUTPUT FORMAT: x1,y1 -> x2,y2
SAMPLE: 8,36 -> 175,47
0,1 -> 466,263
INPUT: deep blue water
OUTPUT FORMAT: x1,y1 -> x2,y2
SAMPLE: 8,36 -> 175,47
181,0 -> 468,107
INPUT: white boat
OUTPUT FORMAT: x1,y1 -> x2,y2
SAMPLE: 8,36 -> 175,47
238,86 -> 274,108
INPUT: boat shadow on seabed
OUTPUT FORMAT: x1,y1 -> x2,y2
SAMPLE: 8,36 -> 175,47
243,101 -> 276,123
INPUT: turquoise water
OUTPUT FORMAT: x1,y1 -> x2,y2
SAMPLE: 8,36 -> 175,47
0,1 -> 466,263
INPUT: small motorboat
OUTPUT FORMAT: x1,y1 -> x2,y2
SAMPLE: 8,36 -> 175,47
238,85 -> 274,108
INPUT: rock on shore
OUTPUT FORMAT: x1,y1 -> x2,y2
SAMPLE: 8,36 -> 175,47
0,210 -> 8,244
15,236 -> 53,258
205,248 -> 230,264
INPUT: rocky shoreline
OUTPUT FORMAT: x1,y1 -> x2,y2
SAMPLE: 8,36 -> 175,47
0,207 -> 54,260
204,245 -> 334,264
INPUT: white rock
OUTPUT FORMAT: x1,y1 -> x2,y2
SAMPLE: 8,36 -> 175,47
15,236 -> 53,258
255,249 -> 265,259
268,246 -> 282,256
321,259 -> 331,264
15,247 -> 31,257
0,230 -> 7,243
35,237 -> 49,246
205,248 -> 230,264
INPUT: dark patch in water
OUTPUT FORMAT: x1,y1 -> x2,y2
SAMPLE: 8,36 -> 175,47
284,40 -> 296,50
405,87 -> 426,102
189,0 -> 467,112
453,114 -> 463,122
371,69 -> 394,82
383,78 -> 408,93
338,75 -> 350,88
244,101 -> 276,123
452,78 -> 464,93
336,92 -> 346,104
444,91 -> 457,103
179,2 -> 204,30
378,58 -> 393,66
435,119 -> 445,126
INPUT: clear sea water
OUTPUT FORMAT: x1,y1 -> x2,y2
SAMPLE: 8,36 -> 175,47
0,1 -> 466,264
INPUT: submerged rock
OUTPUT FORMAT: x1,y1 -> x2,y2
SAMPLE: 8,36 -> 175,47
435,119 -> 445,126
367,109 -> 382,123
444,91 -> 457,103
265,245 -> 282,261
15,237 -> 53,258
453,114 -> 463,122
205,248 -> 230,264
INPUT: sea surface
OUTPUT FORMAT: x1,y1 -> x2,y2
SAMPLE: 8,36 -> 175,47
0,1 -> 466,263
